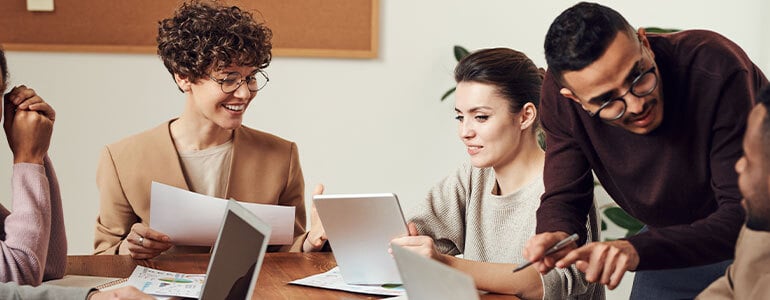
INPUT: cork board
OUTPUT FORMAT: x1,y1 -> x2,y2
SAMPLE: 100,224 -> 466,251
0,0 -> 378,58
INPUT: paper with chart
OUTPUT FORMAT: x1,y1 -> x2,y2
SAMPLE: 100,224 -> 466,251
149,182 -> 294,246
126,266 -> 205,298
289,267 -> 405,296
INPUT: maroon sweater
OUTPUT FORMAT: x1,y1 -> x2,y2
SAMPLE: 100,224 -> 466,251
536,30 -> 768,270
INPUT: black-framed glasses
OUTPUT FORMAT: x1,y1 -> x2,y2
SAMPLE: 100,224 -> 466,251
588,66 -> 658,121
209,70 -> 269,94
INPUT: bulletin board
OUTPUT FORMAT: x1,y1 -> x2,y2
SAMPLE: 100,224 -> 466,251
0,0 -> 378,58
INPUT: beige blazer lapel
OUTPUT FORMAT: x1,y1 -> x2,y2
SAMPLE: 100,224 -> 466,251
143,120 -> 190,197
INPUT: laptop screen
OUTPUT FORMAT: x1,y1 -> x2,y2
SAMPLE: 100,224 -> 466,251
199,200 -> 272,300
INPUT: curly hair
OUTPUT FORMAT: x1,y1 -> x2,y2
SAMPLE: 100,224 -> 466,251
157,0 -> 272,87
454,48 -> 543,125
544,2 -> 634,85
0,47 -> 8,92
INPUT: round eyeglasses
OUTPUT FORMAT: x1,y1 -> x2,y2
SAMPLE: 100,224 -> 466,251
588,66 -> 658,121
209,70 -> 269,94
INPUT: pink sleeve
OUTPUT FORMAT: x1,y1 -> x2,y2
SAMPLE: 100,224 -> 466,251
42,156 -> 66,281
0,161 -> 53,286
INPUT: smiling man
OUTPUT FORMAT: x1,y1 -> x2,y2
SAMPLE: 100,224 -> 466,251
522,2 -> 768,299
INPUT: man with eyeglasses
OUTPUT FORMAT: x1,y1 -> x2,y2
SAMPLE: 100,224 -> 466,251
522,2 -> 767,299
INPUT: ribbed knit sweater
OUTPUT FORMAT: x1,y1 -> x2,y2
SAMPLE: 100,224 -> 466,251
406,164 -> 603,299
0,156 -> 66,286
537,30 -> 768,270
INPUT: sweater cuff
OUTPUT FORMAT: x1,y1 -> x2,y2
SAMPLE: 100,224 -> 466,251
13,162 -> 46,173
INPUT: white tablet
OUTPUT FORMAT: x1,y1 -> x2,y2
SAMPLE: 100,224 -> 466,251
313,193 -> 407,284
391,244 -> 480,300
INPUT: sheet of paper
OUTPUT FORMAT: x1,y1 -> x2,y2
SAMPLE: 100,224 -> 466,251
289,267 -> 405,297
126,266 -> 204,298
150,182 -> 294,246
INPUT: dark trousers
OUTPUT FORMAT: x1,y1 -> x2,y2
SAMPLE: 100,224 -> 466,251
629,227 -> 732,299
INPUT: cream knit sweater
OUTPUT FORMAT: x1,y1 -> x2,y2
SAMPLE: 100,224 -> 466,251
406,163 -> 604,299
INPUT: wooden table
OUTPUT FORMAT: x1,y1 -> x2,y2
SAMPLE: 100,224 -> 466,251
67,253 -> 518,299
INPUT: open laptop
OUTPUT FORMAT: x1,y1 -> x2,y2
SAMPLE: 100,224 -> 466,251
391,244 -> 480,300
199,199 -> 272,300
313,193 -> 407,285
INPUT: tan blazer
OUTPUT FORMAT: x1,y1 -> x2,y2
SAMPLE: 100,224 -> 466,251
94,120 -> 306,254
697,226 -> 770,299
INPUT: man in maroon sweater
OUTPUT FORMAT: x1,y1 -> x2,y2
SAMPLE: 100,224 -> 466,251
522,2 -> 768,299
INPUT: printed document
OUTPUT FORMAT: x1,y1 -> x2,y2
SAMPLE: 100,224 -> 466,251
290,267 -> 405,297
150,182 -> 294,246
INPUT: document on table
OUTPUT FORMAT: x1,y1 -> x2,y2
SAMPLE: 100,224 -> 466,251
125,266 -> 205,299
289,267 -> 405,297
149,181 -> 294,246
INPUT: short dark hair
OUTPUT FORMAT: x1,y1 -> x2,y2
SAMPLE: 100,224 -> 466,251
0,47 -> 8,92
544,2 -> 635,85
157,0 -> 272,89
758,85 -> 770,162
454,48 -> 543,124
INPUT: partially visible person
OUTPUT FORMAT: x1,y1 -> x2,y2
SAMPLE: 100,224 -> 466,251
0,47 -> 66,285
94,1 -> 312,258
0,48 -> 155,299
523,2 -> 767,299
697,86 -> 770,299
0,281 -> 152,300
391,48 -> 602,299
302,184 -> 330,252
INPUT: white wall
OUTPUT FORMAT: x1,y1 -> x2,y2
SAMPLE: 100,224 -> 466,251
1,0 -> 766,298
763,0 -> 770,72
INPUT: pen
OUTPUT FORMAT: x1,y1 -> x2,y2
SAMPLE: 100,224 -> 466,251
512,233 -> 579,273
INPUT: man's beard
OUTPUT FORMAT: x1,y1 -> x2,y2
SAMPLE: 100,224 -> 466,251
745,201 -> 770,231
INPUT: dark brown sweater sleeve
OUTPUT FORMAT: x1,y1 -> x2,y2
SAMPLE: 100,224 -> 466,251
535,72 -> 593,246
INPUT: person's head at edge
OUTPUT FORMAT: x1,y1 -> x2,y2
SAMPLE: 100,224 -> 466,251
545,1 -> 664,135
157,0 -> 272,130
453,48 -> 543,172
1,47 -> 8,94
736,85 -> 770,232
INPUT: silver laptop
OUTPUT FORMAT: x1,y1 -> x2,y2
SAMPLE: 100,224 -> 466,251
391,244 -> 480,300
313,193 -> 407,284
199,200 -> 272,300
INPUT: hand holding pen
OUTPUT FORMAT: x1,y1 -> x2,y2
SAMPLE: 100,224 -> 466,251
517,233 -> 579,273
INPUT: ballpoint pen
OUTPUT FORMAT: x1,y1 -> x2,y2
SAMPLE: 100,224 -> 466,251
512,233 -> 579,273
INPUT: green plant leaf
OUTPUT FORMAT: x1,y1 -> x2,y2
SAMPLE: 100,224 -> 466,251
604,207 -> 644,232
453,45 -> 470,62
601,220 -> 607,231
643,27 -> 680,34
536,129 -> 546,151
441,87 -> 456,101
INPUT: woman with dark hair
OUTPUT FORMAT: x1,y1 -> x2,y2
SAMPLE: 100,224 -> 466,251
391,48 -> 602,299
94,0 -> 311,258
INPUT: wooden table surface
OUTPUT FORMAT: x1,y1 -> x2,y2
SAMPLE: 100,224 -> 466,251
66,252 -> 518,299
